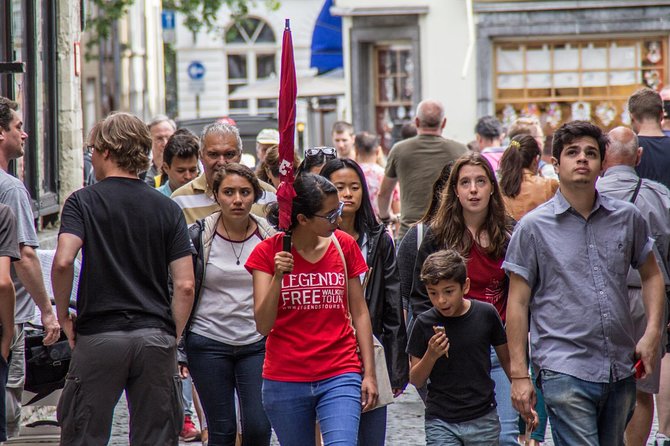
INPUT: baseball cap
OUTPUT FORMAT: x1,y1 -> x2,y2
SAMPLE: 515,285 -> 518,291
256,128 -> 280,145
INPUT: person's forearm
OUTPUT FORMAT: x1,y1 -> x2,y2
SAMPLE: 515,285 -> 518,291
15,246 -> 53,314
641,269 -> 665,341
0,280 -> 15,340
352,309 -> 375,378
409,355 -> 437,387
51,260 -> 74,321
172,280 -> 195,339
506,300 -> 530,377
377,178 -> 396,218
254,274 -> 282,336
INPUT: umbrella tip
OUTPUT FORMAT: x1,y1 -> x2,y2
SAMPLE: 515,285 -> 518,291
285,18 -> 290,29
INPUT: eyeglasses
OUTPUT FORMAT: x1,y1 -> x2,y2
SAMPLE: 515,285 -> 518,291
313,201 -> 344,224
305,147 -> 337,158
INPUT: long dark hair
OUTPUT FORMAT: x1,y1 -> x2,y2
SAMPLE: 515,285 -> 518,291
498,135 -> 541,198
320,158 -> 378,236
266,173 -> 338,230
430,152 -> 511,259
419,161 -> 455,224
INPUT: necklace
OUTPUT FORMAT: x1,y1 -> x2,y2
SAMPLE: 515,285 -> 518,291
221,217 -> 251,265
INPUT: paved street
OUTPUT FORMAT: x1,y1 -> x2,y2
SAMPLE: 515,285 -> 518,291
4,384 -> 662,445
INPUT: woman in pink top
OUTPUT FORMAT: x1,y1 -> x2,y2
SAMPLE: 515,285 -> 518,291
499,135 -> 559,221
246,173 -> 378,445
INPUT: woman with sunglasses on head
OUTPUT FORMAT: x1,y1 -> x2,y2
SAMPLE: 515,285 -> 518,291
409,152 -> 519,446
320,158 -> 408,446
184,163 -> 274,446
246,173 -> 378,445
297,146 -> 337,175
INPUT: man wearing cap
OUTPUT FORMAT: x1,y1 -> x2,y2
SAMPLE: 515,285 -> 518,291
256,128 -> 279,169
172,121 -> 276,224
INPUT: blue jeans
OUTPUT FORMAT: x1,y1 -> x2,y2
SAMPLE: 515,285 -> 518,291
425,409 -> 500,445
262,372 -> 362,446
185,333 -> 270,446
358,405 -> 387,446
539,369 -> 636,446
182,374 -> 194,417
491,348 -> 518,445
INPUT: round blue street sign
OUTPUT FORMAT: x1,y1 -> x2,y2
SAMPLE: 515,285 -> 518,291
187,61 -> 206,80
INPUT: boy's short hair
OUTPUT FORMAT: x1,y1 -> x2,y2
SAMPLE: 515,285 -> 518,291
551,120 -> 608,162
331,121 -> 354,135
164,129 -> 200,166
420,249 -> 467,286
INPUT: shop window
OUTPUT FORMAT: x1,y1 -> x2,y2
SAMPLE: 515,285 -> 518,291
224,17 -> 277,115
494,38 -> 667,130
374,44 -> 414,153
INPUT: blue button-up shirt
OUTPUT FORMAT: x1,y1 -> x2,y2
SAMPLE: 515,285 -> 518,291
503,189 -> 654,383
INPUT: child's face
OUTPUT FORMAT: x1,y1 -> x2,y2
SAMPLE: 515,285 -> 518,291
425,278 -> 470,318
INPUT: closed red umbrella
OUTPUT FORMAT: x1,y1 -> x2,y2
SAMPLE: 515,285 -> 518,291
277,19 -> 297,250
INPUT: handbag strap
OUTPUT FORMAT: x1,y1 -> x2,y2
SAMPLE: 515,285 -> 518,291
630,178 -> 643,204
331,235 -> 355,321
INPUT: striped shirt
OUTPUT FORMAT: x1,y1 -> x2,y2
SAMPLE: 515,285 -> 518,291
171,173 -> 276,224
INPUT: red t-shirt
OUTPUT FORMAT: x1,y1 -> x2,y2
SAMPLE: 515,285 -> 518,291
245,230 -> 368,381
466,243 -> 508,322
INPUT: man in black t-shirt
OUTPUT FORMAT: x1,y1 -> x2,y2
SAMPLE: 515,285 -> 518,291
407,250 -> 514,445
629,88 -> 670,190
52,112 -> 195,445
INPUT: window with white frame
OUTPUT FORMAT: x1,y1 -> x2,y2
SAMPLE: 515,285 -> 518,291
225,17 -> 277,115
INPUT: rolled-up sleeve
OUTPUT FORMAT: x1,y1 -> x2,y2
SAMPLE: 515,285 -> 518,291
502,223 -> 538,289
631,209 -> 655,270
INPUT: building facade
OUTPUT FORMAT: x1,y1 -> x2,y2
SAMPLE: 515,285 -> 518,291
174,0 -> 346,152
335,0 -> 670,146
0,0 -> 83,228
80,0 -> 166,136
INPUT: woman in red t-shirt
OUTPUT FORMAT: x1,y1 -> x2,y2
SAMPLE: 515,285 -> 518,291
245,173 -> 378,445
409,152 -> 519,445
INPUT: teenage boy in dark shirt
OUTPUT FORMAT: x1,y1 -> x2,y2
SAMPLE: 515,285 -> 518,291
408,249 -> 518,445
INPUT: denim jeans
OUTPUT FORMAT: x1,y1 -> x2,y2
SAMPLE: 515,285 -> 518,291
186,333 -> 270,446
262,372 -> 362,446
539,369 -> 636,446
425,408 -> 500,445
358,405 -> 387,446
491,348 -> 518,445
182,374 -> 194,417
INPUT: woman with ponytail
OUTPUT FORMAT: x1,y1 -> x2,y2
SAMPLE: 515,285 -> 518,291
498,135 -> 559,221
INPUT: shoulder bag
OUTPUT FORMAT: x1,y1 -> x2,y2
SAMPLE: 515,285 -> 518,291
331,235 -> 394,410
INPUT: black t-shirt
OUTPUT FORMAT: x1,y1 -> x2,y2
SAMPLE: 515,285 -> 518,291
636,136 -> 670,190
60,177 -> 193,336
407,300 -> 507,423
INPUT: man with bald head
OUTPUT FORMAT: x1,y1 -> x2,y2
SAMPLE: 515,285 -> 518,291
378,99 -> 467,239
598,126 -> 670,446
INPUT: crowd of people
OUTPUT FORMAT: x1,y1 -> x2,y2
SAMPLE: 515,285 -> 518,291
0,84 -> 669,446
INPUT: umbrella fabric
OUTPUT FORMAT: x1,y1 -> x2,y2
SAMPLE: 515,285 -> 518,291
277,19 -> 297,231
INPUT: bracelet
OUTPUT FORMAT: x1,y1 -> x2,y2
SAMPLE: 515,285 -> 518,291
510,375 -> 531,380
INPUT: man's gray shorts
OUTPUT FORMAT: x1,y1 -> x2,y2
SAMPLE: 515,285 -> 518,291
57,328 -> 183,446
629,288 -> 667,394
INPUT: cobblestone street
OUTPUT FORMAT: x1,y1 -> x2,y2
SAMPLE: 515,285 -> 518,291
105,385 -> 665,446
